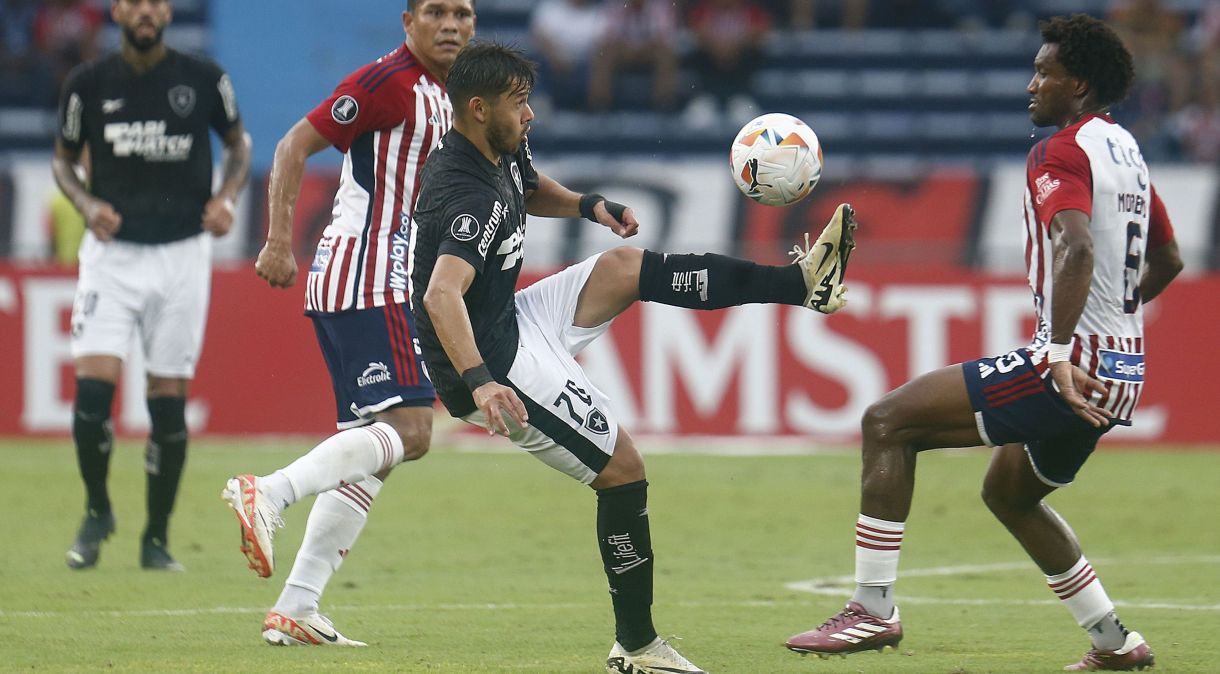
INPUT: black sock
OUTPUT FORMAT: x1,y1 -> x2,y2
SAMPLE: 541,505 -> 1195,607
638,250 -> 806,309
597,480 -> 657,652
73,378 -> 116,517
143,396 -> 187,545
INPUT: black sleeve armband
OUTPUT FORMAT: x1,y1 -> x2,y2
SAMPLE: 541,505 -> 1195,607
579,192 -> 628,223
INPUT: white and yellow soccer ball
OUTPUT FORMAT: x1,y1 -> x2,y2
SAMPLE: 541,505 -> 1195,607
730,112 -> 823,207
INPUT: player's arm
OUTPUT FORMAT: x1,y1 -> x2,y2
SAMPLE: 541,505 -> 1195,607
525,171 -> 638,238
255,118 -> 333,288
1048,209 -> 1110,427
52,141 -> 121,241
202,122 -> 252,237
1140,186 -> 1184,304
422,255 -> 528,436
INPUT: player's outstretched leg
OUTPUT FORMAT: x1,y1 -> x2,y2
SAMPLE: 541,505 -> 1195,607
631,203 -> 855,314
789,203 -> 856,313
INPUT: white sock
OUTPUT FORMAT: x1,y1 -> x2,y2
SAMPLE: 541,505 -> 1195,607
273,475 -> 384,616
263,423 -> 402,509
852,514 -> 905,618
1046,556 -> 1119,647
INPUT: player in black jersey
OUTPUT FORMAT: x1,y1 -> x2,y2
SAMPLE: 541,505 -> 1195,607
51,0 -> 251,571
412,42 -> 856,672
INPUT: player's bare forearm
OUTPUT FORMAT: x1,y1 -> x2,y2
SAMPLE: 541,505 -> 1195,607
524,171 -> 581,217
51,144 -> 91,214
215,125 -> 252,204
266,119 -> 330,247
1049,210 -> 1093,343
53,142 -> 122,239
1140,239 -> 1183,304
423,255 -> 483,373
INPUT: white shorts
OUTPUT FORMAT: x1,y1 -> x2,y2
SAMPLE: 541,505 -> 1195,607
70,231 -> 212,379
462,254 -> 617,484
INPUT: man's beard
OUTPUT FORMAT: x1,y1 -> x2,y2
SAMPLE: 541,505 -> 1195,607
487,117 -> 520,156
123,24 -> 163,52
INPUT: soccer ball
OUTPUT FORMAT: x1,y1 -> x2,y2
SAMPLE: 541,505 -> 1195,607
730,113 -> 823,207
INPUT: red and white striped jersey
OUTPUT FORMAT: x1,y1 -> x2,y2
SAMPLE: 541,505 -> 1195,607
1022,113 -> 1176,421
302,43 -> 452,314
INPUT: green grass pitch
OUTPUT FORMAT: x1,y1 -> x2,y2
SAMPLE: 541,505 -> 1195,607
1,438 -> 1217,673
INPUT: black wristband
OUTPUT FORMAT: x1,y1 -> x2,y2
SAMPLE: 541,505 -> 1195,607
460,363 -> 495,391
579,192 -> 605,222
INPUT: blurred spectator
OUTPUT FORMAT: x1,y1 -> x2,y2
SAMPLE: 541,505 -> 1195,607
1108,0 -> 1190,152
34,0 -> 102,106
1169,77 -> 1220,162
530,0 -> 606,111
0,0 -> 50,106
588,0 -> 680,112
686,0 -> 771,127
779,0 -> 869,29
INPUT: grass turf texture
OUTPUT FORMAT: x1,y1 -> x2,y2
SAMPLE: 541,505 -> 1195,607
1,438 -> 1217,673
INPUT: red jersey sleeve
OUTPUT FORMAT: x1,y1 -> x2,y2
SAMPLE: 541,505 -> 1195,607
1148,184 -> 1176,249
305,48 -> 416,153
1030,131 -> 1093,226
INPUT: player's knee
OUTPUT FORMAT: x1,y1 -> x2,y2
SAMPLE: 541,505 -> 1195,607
599,246 -> 644,280
147,396 -> 187,438
75,378 -> 116,419
861,399 -> 911,448
391,416 -> 433,462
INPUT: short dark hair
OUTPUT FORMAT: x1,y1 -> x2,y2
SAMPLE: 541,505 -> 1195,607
1039,14 -> 1135,108
447,41 -> 536,116
408,0 -> 478,12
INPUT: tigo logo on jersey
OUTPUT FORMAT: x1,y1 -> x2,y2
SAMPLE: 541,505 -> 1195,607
331,95 -> 359,125
356,362 -> 392,388
1035,173 -> 1061,206
1096,349 -> 1144,383
451,214 -> 480,241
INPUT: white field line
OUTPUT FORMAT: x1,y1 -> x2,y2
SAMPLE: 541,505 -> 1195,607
784,554 -> 1220,611
3,556 -> 1218,620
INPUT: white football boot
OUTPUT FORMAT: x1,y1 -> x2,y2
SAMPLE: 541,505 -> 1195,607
262,611 -> 367,647
606,637 -> 707,673
791,202 -> 857,314
221,474 -> 283,577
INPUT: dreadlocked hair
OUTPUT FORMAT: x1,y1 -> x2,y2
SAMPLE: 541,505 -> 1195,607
1040,14 -> 1135,108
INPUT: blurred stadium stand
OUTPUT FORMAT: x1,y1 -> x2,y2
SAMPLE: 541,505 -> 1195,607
1,0 -> 1217,264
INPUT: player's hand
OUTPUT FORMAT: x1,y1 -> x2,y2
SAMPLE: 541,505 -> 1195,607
1049,361 -> 1111,428
255,241 -> 298,288
83,198 -> 122,241
202,196 -> 236,236
472,381 -> 528,436
595,200 -> 639,239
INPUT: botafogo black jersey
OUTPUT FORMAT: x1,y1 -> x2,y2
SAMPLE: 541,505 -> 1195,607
57,49 -> 241,244
411,129 -> 538,417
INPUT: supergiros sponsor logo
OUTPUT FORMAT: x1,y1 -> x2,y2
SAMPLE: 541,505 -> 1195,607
104,120 -> 193,161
